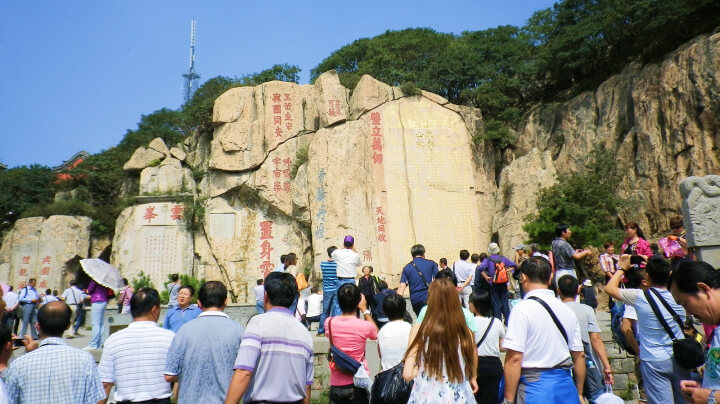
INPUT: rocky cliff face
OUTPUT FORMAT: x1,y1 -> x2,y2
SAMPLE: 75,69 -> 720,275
111,31 -> 719,300
495,30 -> 720,254
3,31 -> 716,300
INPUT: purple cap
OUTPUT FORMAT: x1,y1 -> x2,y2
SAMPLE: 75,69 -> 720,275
344,235 -> 354,245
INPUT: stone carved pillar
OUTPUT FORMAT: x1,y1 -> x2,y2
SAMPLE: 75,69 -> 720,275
679,175 -> 720,268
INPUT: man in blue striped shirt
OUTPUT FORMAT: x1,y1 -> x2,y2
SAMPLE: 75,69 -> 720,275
226,272 -> 313,404
318,246 -> 339,336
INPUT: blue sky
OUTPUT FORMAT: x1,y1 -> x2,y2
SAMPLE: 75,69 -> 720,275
0,1 -> 555,168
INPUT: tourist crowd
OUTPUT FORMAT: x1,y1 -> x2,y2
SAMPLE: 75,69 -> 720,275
0,218 -> 717,404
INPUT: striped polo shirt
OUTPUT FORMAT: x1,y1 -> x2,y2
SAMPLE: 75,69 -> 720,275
320,260 -> 338,292
234,307 -> 314,403
98,321 -> 175,402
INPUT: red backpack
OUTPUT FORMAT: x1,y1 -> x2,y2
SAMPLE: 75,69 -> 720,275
491,258 -> 508,284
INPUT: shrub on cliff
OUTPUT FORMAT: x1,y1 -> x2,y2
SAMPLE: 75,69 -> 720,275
523,147 -> 628,248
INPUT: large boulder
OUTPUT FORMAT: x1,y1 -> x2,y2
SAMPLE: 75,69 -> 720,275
306,96 -> 490,284
123,138 -> 170,171
139,157 -> 195,195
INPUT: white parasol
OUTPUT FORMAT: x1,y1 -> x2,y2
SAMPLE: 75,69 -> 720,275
79,258 -> 124,289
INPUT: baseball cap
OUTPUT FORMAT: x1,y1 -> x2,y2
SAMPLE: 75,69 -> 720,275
583,279 -> 593,287
343,235 -> 354,245
513,244 -> 525,250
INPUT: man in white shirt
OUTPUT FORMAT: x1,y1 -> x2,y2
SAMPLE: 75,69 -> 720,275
305,287 -> 323,330
60,280 -> 87,338
453,249 -> 475,308
503,256 -> 586,404
98,288 -> 175,404
2,287 -> 19,332
331,235 -> 362,288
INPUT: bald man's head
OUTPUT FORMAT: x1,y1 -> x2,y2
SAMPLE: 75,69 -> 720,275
37,301 -> 72,337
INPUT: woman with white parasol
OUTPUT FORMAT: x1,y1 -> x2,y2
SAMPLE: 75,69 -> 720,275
78,258 -> 124,351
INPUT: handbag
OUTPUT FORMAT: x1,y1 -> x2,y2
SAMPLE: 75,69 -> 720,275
595,384 -> 625,404
371,362 -> 413,404
644,288 -> 705,369
327,318 -> 363,374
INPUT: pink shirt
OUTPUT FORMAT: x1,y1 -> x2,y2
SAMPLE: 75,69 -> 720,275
325,316 -> 378,386
621,238 -> 652,258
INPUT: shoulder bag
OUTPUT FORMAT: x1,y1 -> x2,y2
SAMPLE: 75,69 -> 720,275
409,262 -> 430,290
528,296 -> 569,346
644,288 -> 705,369
327,318 -> 362,374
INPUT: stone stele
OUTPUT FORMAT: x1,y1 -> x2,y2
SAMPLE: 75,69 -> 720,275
680,175 -> 720,268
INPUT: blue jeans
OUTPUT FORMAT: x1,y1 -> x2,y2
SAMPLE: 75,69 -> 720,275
19,303 -> 38,339
255,301 -> 265,314
491,283 -> 510,325
337,278 -> 355,288
73,303 -> 85,334
89,301 -> 107,348
318,290 -> 340,335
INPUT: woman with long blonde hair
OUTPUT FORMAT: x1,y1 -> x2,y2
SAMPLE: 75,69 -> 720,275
403,278 -> 478,403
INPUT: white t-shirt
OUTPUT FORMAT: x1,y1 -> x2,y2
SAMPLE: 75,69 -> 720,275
378,320 -> 412,371
253,285 -> 264,302
307,294 -> 323,317
452,260 -> 476,283
331,248 -> 362,278
473,316 -> 505,358
623,304 -> 638,320
503,289 -> 583,368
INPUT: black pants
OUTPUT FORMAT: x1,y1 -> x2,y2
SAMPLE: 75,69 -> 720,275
411,301 -> 426,316
330,384 -> 369,404
475,356 -> 503,404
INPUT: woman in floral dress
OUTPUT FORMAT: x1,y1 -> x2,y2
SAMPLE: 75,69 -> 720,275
403,277 -> 478,404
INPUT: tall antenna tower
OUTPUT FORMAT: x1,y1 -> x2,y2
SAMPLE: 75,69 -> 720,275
182,20 -> 200,103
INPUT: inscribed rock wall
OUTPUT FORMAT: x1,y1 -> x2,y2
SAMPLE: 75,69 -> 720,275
110,202 -> 194,288
0,216 -> 92,292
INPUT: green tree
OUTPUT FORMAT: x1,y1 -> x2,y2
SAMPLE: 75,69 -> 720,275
0,165 -> 56,232
182,76 -> 243,138
523,147 -> 628,248
311,28 -> 456,98
240,63 -> 301,85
